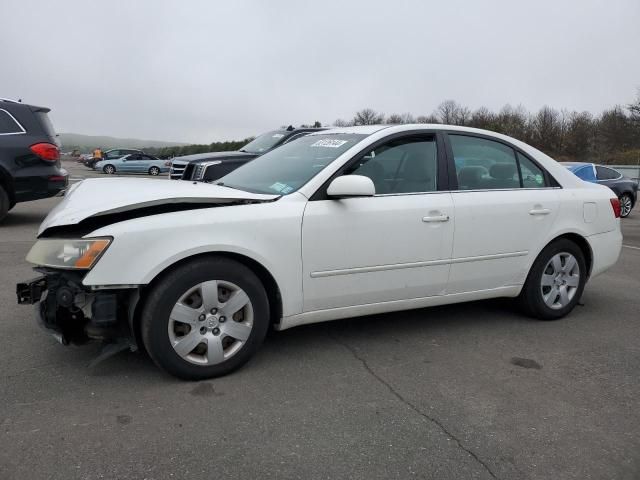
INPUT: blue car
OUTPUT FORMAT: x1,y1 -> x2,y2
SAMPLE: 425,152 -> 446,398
563,162 -> 638,217
94,153 -> 169,176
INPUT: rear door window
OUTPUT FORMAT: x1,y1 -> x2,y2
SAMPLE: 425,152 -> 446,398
573,165 -> 596,182
596,166 -> 620,180
449,134 -> 549,190
0,109 -> 25,134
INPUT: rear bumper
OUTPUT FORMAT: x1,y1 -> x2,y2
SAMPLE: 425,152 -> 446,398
13,167 -> 68,203
587,229 -> 623,278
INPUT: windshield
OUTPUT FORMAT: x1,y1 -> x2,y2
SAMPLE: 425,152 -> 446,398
241,130 -> 289,154
219,134 -> 367,194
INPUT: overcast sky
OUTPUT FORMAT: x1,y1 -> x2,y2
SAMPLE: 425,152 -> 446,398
1,0 -> 639,143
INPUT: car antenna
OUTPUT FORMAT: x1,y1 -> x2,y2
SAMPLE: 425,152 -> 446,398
286,125 -> 294,131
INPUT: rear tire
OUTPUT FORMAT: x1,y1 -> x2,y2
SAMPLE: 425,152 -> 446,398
518,239 -> 586,320
141,257 -> 270,380
0,186 -> 9,222
103,164 -> 116,174
619,193 -> 633,218
148,166 -> 160,176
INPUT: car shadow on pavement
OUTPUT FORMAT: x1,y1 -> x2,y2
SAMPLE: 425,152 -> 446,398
87,298 -> 529,381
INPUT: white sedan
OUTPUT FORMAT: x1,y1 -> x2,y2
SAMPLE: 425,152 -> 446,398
19,125 -> 622,379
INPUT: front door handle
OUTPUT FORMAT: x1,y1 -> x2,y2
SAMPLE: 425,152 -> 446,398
422,214 -> 450,223
529,208 -> 551,216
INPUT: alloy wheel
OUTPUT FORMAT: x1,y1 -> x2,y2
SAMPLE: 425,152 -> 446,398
620,195 -> 633,217
540,252 -> 580,310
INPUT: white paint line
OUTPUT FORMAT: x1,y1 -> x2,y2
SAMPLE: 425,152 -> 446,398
623,244 -> 640,251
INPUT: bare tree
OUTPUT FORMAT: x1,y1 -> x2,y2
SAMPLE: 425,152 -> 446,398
333,118 -> 353,127
385,113 -> 404,124
352,108 -> 384,125
416,114 -> 439,124
436,100 -> 459,124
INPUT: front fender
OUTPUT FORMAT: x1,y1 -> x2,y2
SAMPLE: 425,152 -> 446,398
82,197 -> 306,317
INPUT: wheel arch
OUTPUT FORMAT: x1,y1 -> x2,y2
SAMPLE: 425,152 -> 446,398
130,251 -> 283,348
0,164 -> 15,206
540,232 -> 593,277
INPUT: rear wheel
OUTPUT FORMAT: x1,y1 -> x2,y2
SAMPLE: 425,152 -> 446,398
619,193 -> 633,218
518,239 -> 586,320
148,166 -> 160,176
0,185 -> 9,222
141,257 -> 270,380
103,164 -> 116,174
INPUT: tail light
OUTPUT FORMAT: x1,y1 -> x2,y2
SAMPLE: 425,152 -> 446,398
30,143 -> 60,162
610,198 -> 621,218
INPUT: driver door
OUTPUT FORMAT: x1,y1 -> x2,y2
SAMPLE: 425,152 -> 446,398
301,134 -> 454,312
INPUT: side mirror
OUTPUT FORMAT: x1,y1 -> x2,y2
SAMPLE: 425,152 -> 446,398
327,175 -> 375,198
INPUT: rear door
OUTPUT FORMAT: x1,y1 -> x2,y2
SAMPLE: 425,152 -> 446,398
445,133 -> 560,293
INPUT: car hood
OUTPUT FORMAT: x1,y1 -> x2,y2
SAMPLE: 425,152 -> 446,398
172,151 -> 258,164
38,177 -> 279,236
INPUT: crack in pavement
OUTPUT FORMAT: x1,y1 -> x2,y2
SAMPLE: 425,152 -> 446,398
330,332 -> 498,480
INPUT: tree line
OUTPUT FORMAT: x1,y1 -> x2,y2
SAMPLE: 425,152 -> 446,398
145,139 -> 252,158
334,93 -> 640,165
145,92 -> 640,165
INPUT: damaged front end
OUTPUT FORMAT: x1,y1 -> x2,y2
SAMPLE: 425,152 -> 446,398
17,269 -> 139,361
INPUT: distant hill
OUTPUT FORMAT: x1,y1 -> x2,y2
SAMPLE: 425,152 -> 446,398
59,133 -> 188,152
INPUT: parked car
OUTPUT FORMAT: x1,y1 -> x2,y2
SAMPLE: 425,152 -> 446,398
83,148 -> 144,168
94,153 -> 168,175
563,162 -> 638,217
17,125 -> 622,380
77,153 -> 93,164
169,126 -> 326,181
0,98 -> 67,222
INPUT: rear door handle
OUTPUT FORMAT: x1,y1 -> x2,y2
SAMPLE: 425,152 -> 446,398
529,208 -> 551,215
422,214 -> 450,223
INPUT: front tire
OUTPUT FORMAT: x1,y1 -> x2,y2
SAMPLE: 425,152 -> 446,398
619,193 -> 633,218
141,257 -> 270,380
103,164 -> 116,174
518,239 -> 586,320
148,166 -> 160,176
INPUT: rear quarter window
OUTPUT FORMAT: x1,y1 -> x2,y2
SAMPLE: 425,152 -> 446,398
0,109 -> 25,134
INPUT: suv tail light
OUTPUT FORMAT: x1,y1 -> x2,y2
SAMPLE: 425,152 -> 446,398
610,198 -> 621,218
30,142 -> 60,162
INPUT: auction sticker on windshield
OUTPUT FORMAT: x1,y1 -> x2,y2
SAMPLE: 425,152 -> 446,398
311,139 -> 348,148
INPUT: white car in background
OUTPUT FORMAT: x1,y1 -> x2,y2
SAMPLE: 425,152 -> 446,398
18,125 -> 622,380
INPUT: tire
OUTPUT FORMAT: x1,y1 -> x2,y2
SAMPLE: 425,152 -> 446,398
518,239 -> 587,320
141,257 -> 270,380
103,164 -> 116,174
619,193 -> 633,218
148,166 -> 160,176
0,185 -> 9,223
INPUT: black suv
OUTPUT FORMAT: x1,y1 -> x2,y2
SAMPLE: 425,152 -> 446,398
170,126 -> 325,182
0,99 -> 67,222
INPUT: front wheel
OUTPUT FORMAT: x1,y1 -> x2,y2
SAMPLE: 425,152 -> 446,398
141,257 -> 270,380
148,166 -> 160,176
518,239 -> 587,320
619,193 -> 633,218
103,164 -> 116,174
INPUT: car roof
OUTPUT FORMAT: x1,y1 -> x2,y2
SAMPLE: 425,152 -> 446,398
562,162 -> 591,167
310,125 -> 393,135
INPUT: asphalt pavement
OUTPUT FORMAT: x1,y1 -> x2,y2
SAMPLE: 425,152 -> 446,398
1,161 -> 639,480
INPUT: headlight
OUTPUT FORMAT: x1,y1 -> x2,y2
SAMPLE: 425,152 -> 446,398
26,238 -> 112,270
